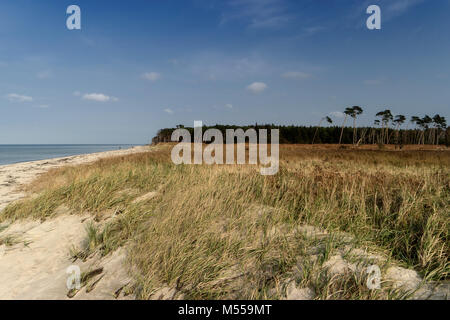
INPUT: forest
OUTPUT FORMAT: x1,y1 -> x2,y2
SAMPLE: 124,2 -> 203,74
153,108 -> 449,146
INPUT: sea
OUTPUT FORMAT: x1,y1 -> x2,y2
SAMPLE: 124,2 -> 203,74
0,145 -> 138,166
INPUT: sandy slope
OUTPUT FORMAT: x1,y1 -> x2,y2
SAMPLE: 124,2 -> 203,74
0,146 -> 149,300
0,214 -> 88,299
0,213 -> 133,299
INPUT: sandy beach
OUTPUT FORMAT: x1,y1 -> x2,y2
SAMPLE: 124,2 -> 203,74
0,145 -> 150,213
0,145 -> 151,300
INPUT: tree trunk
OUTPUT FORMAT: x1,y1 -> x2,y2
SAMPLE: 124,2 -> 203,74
385,125 -> 389,144
339,115 -> 347,145
312,119 -> 323,144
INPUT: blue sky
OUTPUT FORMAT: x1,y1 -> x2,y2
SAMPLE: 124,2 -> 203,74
1,0 -> 449,144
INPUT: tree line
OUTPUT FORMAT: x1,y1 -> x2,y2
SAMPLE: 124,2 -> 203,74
152,107 -> 448,146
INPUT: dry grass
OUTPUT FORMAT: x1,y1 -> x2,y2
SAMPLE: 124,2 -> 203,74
1,144 -> 449,299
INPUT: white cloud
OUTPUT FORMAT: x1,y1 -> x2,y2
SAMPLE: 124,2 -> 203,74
164,108 -> 174,114
330,111 -> 344,118
250,15 -> 291,29
142,72 -> 161,81
82,93 -> 118,102
364,79 -> 382,85
222,0 -> 292,29
386,0 -> 424,15
303,26 -> 326,36
36,70 -> 52,79
225,104 -> 233,109
188,53 -> 270,81
81,36 -> 95,47
247,82 -> 268,94
6,93 -> 33,102
352,0 -> 424,24
281,71 -> 311,79
347,0 -> 424,28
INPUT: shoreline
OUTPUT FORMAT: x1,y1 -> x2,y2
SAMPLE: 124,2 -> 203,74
0,144 -> 139,167
0,145 -> 151,213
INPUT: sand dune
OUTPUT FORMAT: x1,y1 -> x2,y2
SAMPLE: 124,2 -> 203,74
0,146 -> 150,300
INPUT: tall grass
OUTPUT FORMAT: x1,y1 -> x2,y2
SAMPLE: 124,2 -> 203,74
1,145 -> 448,299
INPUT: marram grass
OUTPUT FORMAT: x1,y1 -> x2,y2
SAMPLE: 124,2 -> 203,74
1,145 -> 449,299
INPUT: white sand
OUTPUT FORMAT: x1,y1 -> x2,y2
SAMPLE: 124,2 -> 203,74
0,213 -> 133,299
0,214 -> 89,299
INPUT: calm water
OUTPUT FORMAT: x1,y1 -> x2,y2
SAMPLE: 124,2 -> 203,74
0,145 -> 138,166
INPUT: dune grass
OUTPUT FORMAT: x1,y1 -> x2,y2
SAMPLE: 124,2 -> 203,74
1,144 -> 448,299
